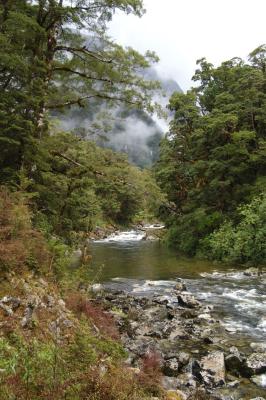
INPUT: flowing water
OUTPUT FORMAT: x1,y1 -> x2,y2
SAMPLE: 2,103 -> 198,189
90,230 -> 266,347
90,230 -> 266,397
91,231 -> 266,345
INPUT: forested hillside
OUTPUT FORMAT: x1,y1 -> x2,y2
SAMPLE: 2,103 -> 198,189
0,0 -> 164,239
0,2 -> 166,399
56,68 -> 182,168
155,48 -> 266,265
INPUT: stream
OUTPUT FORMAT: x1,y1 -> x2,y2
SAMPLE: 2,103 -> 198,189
90,229 -> 266,398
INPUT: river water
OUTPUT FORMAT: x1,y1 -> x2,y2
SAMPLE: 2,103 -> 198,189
90,230 -> 266,348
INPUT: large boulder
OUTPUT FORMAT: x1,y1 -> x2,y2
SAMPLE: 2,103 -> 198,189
242,353 -> 266,377
192,351 -> 225,387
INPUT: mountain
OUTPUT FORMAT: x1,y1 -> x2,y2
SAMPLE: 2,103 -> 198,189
56,68 -> 182,167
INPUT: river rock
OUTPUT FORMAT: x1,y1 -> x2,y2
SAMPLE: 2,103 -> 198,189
225,347 -> 245,376
163,358 -> 179,377
250,373 -> 266,388
249,398 -> 266,400
227,380 -> 240,388
176,372 -> 197,389
178,352 -> 190,368
250,343 -> 266,353
192,351 -> 225,387
174,282 -> 187,292
242,353 -> 266,377
177,294 -> 200,309
243,267 -> 261,277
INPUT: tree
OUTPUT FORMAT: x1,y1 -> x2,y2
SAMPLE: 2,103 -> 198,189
155,47 -> 266,260
0,0 -> 160,183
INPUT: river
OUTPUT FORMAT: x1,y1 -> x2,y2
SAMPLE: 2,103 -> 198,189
90,230 -> 266,347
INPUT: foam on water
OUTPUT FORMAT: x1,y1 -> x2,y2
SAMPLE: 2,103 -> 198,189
94,230 -> 146,243
142,224 -> 165,229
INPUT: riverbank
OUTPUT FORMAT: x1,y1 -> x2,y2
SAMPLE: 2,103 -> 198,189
91,271 -> 266,400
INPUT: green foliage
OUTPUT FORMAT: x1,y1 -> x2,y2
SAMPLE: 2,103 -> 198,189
29,131 -> 163,241
0,328 -> 131,400
200,194 -> 266,265
155,47 -> 266,262
0,0 -> 160,185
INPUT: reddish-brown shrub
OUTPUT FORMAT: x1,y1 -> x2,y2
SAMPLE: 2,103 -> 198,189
66,293 -> 120,340
78,365 -> 145,400
138,351 -> 163,396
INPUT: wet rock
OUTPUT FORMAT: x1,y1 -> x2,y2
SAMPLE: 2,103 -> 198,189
174,282 -> 187,292
180,309 -> 198,319
153,296 -> 169,305
249,398 -> 266,400
197,313 -> 213,321
242,353 -> 266,377
250,343 -> 266,353
90,283 -> 104,293
225,347 -> 245,377
227,380 -> 240,388
177,294 -> 200,309
243,267 -> 261,277
193,351 -> 225,387
250,373 -> 266,388
163,358 -> 179,377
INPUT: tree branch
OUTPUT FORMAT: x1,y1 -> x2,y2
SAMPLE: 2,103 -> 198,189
54,45 -> 112,64
52,66 -> 114,83
47,94 -> 140,109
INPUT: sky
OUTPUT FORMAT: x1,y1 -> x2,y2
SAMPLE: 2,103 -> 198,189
108,0 -> 266,91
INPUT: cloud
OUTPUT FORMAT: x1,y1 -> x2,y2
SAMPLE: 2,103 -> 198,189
108,0 -> 266,90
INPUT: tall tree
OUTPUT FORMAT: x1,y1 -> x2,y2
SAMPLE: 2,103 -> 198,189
0,0 -> 160,182
155,47 -> 266,257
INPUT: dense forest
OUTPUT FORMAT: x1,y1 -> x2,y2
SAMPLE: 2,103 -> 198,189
0,0 -> 164,240
0,1 -> 166,399
156,50 -> 266,265
0,1 -> 266,399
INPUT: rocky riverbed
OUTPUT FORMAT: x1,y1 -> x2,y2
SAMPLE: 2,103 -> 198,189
92,276 -> 266,400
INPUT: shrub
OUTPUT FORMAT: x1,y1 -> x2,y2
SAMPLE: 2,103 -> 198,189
138,351 -> 163,396
200,193 -> 266,265
0,188 -> 50,273
66,293 -> 120,340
